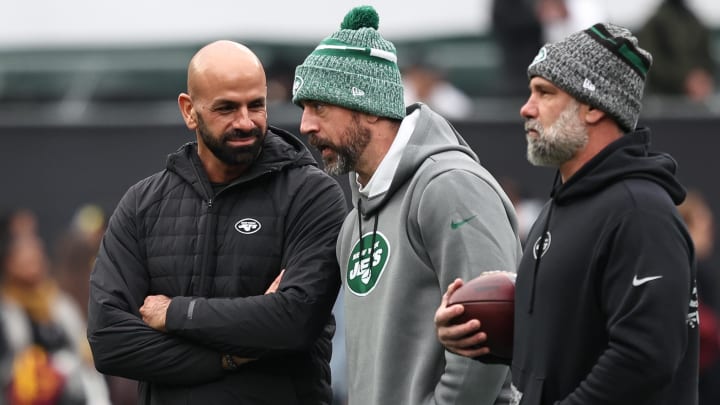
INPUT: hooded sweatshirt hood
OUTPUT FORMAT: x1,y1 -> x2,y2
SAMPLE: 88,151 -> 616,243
552,128 -> 686,205
167,126 -> 318,198
352,103 -> 480,217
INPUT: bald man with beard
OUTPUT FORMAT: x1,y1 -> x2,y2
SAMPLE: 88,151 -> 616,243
87,40 -> 347,405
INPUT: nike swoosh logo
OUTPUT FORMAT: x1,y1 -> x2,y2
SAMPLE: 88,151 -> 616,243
632,275 -> 663,287
451,215 -> 477,229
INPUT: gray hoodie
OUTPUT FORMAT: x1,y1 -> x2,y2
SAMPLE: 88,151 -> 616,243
336,103 -> 523,405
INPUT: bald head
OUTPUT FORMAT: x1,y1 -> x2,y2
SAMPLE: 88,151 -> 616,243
178,40 -> 270,183
187,40 -> 266,98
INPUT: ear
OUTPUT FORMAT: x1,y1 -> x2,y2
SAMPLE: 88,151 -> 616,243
362,113 -> 381,124
583,105 -> 605,126
178,93 -> 197,130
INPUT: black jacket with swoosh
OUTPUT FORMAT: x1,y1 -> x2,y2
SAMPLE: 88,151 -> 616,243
512,128 -> 699,405
87,127 -> 347,404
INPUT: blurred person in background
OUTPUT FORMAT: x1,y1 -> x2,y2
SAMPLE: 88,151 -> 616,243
53,204 -> 106,319
52,205 -> 138,405
534,0 -> 608,44
678,189 -> 720,405
435,23 -> 698,404
491,0 -> 544,97
265,60 -> 296,106
293,6 -> 522,404
402,62 -> 474,120
491,0 -> 608,98
0,209 -> 110,405
637,0 -> 716,102
498,177 -> 543,246
87,40 -> 347,404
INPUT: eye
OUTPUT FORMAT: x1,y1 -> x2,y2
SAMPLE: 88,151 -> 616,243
533,87 -> 553,99
312,101 -> 326,112
249,100 -> 266,111
212,104 -> 236,114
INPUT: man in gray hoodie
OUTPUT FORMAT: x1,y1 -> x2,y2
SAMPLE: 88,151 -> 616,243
292,5 -> 523,405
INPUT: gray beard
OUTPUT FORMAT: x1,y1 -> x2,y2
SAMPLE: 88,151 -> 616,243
526,102 -> 588,167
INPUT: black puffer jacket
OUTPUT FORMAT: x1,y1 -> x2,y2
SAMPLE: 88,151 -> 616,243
88,127 -> 347,404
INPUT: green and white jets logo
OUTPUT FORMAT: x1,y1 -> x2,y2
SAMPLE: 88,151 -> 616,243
346,232 -> 390,296
292,76 -> 304,96
529,46 -> 547,67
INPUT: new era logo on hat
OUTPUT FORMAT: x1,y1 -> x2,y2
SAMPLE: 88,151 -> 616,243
351,87 -> 365,97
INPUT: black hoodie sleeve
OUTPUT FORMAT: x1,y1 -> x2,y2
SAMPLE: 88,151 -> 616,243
560,208 -> 694,404
164,170 -> 347,356
87,184 -> 226,385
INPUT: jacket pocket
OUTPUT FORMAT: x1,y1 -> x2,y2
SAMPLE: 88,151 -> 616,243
517,376 -> 544,405
511,366 -> 545,405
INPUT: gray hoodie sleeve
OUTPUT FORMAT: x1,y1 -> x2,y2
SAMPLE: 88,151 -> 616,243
418,168 -> 521,404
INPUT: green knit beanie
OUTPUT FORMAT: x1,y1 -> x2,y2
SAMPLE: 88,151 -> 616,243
292,5 -> 405,120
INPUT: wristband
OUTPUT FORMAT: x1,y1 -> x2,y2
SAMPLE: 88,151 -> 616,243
223,354 -> 239,371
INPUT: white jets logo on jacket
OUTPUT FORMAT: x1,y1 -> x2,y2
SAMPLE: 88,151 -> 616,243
235,218 -> 261,234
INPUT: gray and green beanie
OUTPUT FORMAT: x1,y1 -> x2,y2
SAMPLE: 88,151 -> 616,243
292,5 -> 405,120
527,23 -> 652,132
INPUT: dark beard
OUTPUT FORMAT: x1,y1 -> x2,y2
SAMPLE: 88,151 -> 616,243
197,114 -> 265,167
310,113 -> 370,176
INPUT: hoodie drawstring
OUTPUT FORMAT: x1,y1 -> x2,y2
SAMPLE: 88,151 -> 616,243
357,199 -> 379,265
528,171 -> 560,314
528,203 -> 553,314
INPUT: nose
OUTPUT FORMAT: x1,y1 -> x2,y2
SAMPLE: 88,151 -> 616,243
299,108 -> 317,136
519,95 -> 536,120
232,108 -> 255,131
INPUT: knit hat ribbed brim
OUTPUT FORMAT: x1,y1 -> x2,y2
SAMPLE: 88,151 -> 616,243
527,23 -> 653,132
292,6 -> 405,120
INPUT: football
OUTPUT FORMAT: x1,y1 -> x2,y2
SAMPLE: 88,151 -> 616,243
447,271 -> 516,361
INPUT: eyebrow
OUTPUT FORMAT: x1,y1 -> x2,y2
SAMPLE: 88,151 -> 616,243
211,96 -> 267,107
249,97 -> 267,106
530,80 -> 556,93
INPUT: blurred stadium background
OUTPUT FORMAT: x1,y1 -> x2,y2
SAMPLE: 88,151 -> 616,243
2,0 -> 719,261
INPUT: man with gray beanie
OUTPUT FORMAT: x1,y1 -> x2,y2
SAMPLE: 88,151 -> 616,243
435,23 -> 699,404
293,5 -> 523,405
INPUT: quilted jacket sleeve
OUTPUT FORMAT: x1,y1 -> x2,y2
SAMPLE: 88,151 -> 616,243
87,184 -> 226,385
